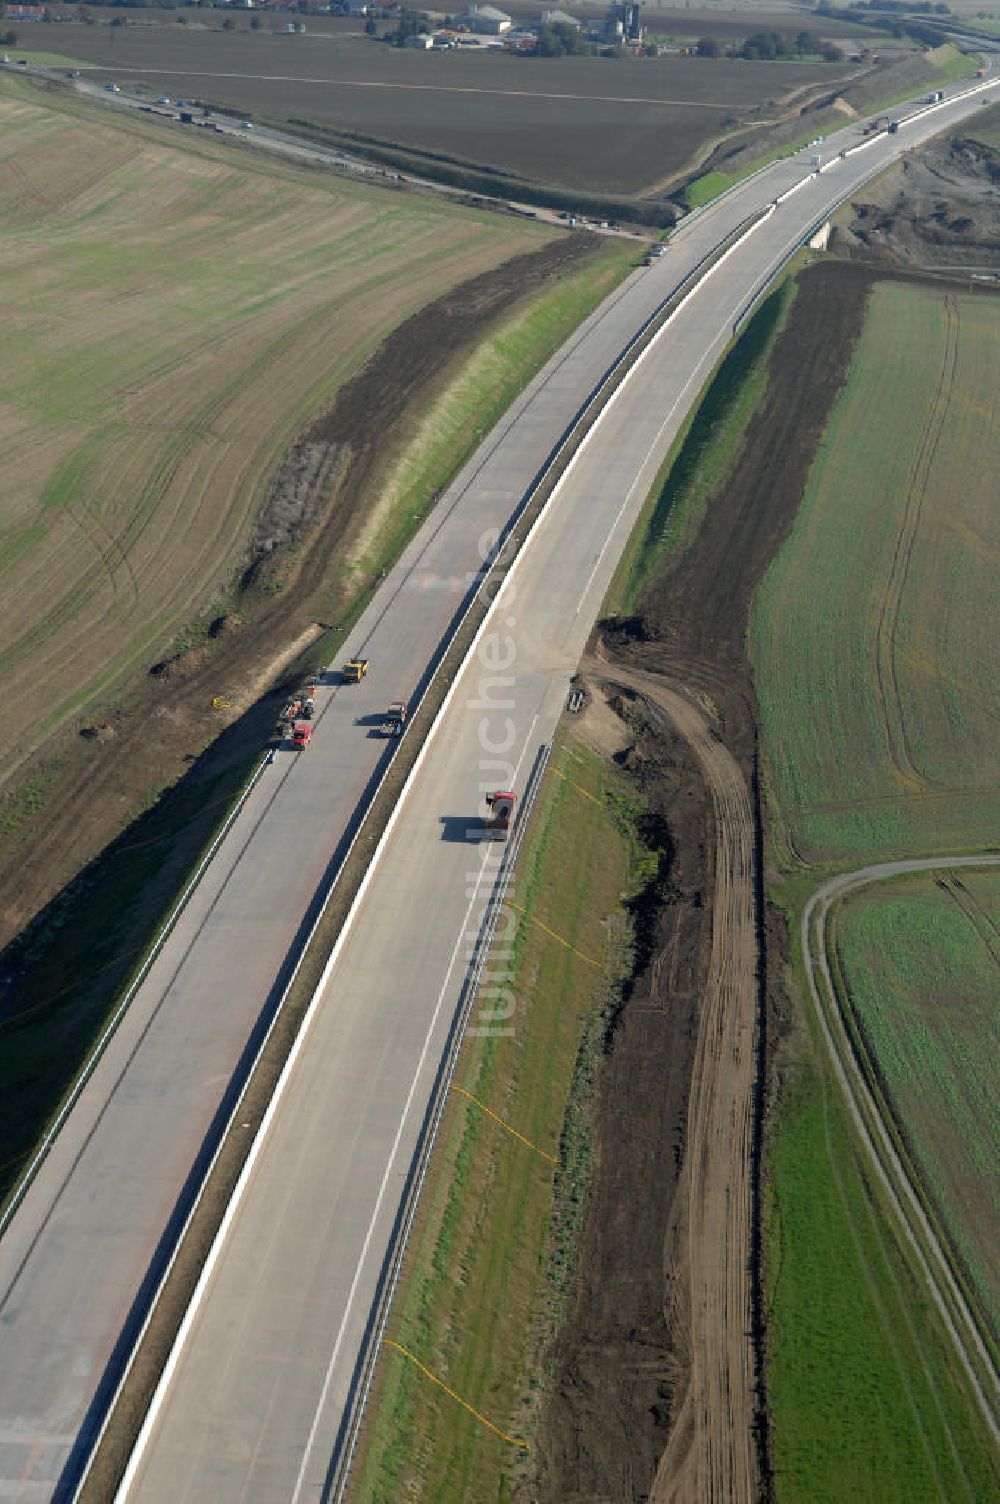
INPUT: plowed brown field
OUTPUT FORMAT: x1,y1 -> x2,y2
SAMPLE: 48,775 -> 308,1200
33,25 -> 855,196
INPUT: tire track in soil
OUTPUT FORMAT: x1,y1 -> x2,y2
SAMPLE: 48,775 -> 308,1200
594,663 -> 759,1504
644,683 -> 758,1504
936,874 -> 1000,973
872,293 -> 959,791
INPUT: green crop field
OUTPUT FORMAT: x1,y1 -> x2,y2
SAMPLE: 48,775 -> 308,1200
752,281 -> 1000,868
0,73 -> 551,796
833,870 -> 1000,1334
766,1041 -> 1000,1503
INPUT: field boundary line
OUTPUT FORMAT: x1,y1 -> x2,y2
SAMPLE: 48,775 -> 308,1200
507,899 -> 604,969
551,764 -> 604,806
451,1084 -> 559,1165
802,855 -> 1000,1446
382,1339 -> 531,1449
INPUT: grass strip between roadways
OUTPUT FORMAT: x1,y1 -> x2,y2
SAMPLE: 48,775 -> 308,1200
349,737 -> 656,1501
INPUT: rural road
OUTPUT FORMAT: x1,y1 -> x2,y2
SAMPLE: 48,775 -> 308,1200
589,662 -> 759,1504
803,858 -> 1000,1449
0,68 -> 995,1504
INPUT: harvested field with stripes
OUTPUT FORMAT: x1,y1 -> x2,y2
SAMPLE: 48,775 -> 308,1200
0,78 -> 548,794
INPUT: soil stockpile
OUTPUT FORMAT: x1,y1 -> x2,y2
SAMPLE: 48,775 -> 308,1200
832,105 -> 1000,268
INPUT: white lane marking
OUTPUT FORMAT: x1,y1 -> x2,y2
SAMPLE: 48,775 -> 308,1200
572,208 -> 775,616
574,357 -> 708,616
289,717 -> 539,1504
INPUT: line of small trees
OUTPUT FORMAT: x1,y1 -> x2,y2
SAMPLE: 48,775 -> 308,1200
696,29 -> 845,61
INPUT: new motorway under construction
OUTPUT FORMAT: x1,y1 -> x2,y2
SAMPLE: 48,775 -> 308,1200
0,73 -> 995,1504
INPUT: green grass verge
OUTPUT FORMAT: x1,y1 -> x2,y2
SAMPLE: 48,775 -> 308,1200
351,738 -> 657,1500
766,1026 -> 1000,1503
341,238 -> 637,601
605,274 -> 796,616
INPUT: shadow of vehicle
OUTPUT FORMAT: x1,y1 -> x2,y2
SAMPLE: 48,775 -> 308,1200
439,815 -> 486,843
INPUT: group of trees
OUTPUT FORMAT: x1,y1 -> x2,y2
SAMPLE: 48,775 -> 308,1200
536,19 -> 589,56
813,0 -> 953,43
844,0 -> 950,11
696,28 -> 844,61
389,6 -> 429,44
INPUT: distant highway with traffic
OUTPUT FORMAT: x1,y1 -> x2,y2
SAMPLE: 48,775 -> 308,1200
0,57 -> 994,1503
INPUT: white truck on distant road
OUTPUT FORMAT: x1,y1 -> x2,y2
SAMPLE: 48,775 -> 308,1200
379,701 -> 407,737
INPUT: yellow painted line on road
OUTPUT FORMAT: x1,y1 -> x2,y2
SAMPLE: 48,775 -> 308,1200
384,1339 -> 531,1450
508,900 -> 604,970
452,1084 -> 558,1165
552,764 -> 603,807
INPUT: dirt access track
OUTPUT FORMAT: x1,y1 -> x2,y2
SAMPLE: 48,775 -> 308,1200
595,661 -> 759,1504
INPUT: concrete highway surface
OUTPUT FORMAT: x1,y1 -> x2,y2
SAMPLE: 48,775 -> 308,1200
0,64 -> 993,1503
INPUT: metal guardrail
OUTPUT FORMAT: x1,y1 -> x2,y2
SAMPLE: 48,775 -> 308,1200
329,740 -> 553,1504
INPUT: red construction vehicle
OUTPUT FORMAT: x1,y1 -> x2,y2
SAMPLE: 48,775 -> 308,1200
379,701 -> 408,737
485,790 -> 516,841
291,722 -> 312,751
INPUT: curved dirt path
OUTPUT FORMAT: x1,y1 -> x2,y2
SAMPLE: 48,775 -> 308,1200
803,856 -> 1000,1447
594,662 -> 759,1504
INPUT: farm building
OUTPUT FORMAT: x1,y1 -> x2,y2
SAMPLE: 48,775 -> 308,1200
456,4 -> 512,34
538,7 -> 581,26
